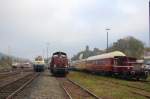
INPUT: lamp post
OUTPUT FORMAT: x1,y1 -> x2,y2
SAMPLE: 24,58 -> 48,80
149,0 -> 150,47
106,28 -> 110,53
46,43 -> 50,64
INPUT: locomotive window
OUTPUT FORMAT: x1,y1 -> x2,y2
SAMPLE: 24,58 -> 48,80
35,57 -> 43,61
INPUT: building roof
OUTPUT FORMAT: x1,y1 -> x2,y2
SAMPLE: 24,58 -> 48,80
86,51 -> 126,61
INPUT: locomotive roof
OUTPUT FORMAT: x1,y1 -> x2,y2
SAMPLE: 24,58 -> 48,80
53,52 -> 67,55
86,51 -> 126,61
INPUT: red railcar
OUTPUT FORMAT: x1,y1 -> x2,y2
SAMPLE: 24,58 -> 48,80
73,51 -> 148,80
50,52 -> 69,76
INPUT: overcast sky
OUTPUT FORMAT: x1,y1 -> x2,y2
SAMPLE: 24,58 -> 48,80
0,0 -> 149,59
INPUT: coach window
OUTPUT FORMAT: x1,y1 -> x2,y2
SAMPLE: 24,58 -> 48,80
87,61 -> 92,64
94,60 -> 96,65
93,61 -> 95,64
102,60 -> 105,65
95,60 -> 98,65
98,60 -> 101,65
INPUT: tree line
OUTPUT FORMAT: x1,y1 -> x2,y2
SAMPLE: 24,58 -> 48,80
71,36 -> 145,61
0,56 -> 12,69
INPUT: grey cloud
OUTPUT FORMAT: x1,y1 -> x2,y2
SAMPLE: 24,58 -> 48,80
0,0 -> 148,59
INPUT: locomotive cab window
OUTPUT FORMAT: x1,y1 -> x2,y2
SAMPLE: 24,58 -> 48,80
35,56 -> 43,61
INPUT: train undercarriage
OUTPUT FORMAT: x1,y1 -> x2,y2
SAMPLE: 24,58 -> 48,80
50,67 -> 69,76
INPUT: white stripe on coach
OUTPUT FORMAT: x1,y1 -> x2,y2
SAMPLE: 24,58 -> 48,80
113,66 -> 134,67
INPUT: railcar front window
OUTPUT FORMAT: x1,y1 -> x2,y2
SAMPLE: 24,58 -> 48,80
116,57 -> 126,66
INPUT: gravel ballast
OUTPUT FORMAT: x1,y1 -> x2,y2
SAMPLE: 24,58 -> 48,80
14,70 -> 67,99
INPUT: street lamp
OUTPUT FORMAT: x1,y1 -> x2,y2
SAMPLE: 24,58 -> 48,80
46,43 -> 50,64
106,28 -> 110,53
149,1 -> 150,47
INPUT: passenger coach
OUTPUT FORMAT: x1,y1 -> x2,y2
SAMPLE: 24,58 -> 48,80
73,51 -> 149,80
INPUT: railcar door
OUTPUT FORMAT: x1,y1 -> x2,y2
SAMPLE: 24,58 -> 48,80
114,58 -> 118,65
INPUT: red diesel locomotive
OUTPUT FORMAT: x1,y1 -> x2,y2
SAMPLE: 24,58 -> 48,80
50,52 -> 69,76
72,51 -> 148,80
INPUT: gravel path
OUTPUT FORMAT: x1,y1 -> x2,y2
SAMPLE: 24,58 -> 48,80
14,70 -> 67,99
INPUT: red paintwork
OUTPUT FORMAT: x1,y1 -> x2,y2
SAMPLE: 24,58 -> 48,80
84,57 -> 137,73
50,56 -> 68,68
112,66 -> 133,73
74,55 -> 148,79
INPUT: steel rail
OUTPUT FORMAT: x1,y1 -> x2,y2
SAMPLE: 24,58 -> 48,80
67,78 -> 102,99
0,72 -> 20,80
60,83 -> 73,99
56,77 -> 72,99
0,72 -> 39,99
0,72 -> 33,89
57,77 -> 102,99
6,73 -> 39,99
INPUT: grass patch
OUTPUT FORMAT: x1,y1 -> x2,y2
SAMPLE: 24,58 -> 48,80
68,71 -> 149,99
0,65 -> 11,70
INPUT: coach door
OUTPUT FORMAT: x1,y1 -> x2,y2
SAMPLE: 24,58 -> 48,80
114,58 -> 118,66
113,58 -> 118,72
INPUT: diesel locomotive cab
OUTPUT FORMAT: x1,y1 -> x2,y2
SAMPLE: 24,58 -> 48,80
33,56 -> 45,72
50,52 -> 69,76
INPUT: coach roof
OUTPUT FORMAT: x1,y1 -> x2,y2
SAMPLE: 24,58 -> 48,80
86,51 -> 126,61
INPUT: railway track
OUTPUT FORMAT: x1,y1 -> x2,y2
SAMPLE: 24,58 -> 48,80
56,77 -> 101,99
0,69 -> 11,73
0,72 -> 39,99
0,68 -> 34,80
0,71 -> 20,80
